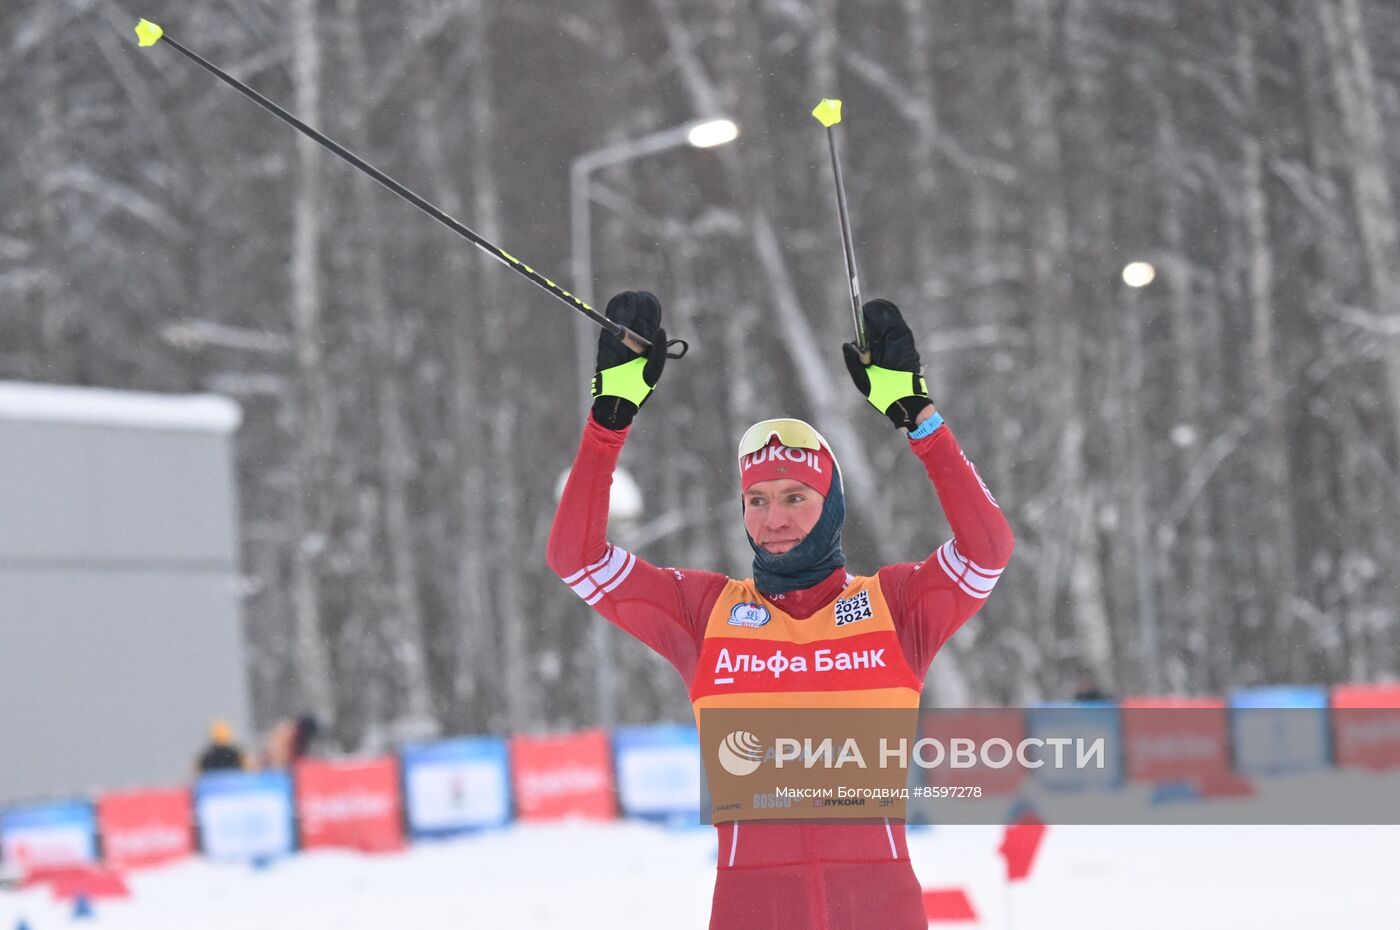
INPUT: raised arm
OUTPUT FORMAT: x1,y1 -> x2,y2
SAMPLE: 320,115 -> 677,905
546,292 -> 727,688
842,299 -> 1014,678
880,418 -> 1013,674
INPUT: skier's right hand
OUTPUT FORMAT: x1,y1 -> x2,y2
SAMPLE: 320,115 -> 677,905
591,290 -> 667,430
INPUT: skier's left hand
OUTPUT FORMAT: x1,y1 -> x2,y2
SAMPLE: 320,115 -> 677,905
842,299 -> 933,430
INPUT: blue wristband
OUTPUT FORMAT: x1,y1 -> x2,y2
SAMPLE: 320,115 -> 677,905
907,411 -> 943,440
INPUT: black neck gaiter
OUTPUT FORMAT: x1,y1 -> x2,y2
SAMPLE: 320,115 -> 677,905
748,471 -> 846,596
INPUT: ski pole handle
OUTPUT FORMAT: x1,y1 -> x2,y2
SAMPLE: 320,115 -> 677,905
619,326 -> 650,356
616,324 -> 688,359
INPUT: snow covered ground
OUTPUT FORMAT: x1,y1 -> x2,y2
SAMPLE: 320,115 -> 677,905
3,821 -> 1398,929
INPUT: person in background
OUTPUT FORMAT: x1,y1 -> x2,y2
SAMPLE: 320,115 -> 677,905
1072,674 -> 1111,703
194,718 -> 248,773
261,713 -> 321,769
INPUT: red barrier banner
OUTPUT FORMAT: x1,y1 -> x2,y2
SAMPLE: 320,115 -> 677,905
1120,697 -> 1230,783
1331,684 -> 1400,771
295,757 -> 404,852
22,866 -> 131,900
1120,697 -> 1226,709
919,710 -> 1028,796
510,730 -> 616,821
96,788 -> 193,869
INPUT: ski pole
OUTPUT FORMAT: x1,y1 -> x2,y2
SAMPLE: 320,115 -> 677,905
811,98 -> 868,362
133,19 -> 685,359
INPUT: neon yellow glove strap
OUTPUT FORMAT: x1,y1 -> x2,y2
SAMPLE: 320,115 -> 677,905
864,366 -> 927,414
592,358 -> 653,407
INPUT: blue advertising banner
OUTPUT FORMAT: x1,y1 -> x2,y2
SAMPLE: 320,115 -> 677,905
0,800 -> 97,868
401,737 -> 511,838
194,770 -> 295,861
1229,686 -> 1330,775
612,725 -> 702,825
1025,702 -> 1125,792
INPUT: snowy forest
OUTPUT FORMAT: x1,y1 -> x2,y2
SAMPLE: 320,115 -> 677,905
3,0 -> 1398,750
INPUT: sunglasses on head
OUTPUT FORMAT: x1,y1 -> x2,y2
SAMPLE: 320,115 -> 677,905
737,418 -> 833,458
737,418 -> 843,483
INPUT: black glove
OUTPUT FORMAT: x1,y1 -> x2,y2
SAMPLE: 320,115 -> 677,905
842,298 -> 932,430
591,290 -> 667,430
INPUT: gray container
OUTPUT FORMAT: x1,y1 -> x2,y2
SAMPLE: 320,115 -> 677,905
0,382 -> 251,804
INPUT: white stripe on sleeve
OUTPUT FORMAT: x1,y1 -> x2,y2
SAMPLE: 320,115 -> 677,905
934,539 -> 1003,599
565,545 -> 637,605
562,547 -> 614,585
589,551 -> 637,605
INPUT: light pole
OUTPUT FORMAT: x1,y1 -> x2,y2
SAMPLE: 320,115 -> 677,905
1122,261 -> 1161,693
569,117 -> 738,412
568,117 -> 738,728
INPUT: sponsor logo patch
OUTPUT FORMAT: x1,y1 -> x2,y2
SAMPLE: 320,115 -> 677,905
834,590 -> 874,627
740,446 -> 825,475
728,602 -> 772,628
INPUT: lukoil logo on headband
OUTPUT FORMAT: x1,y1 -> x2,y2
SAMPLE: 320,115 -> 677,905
740,446 -> 824,473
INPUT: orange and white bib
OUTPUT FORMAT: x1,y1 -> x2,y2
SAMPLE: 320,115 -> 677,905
690,575 -> 923,713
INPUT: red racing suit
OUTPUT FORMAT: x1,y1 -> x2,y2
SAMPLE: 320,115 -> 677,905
547,415 -> 1014,930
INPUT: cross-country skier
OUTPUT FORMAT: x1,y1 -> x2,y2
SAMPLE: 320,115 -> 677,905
548,291 -> 1014,930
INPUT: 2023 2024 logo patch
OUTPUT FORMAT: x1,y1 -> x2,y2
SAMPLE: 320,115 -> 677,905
728,602 -> 772,628
834,590 -> 874,626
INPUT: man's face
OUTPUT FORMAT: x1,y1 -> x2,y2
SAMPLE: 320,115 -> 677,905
743,478 -> 825,555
